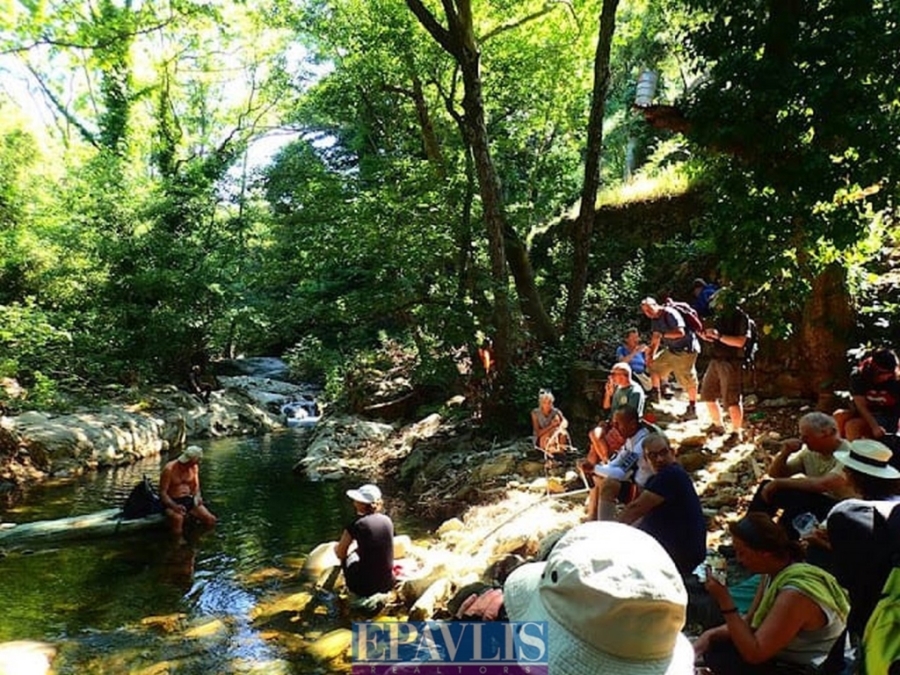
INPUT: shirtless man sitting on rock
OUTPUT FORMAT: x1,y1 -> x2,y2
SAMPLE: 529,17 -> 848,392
160,445 -> 217,536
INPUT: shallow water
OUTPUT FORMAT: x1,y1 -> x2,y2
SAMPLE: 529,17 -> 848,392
0,431 -> 384,673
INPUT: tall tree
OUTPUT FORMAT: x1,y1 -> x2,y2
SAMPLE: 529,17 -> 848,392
405,0 -> 559,384
564,0 -> 620,333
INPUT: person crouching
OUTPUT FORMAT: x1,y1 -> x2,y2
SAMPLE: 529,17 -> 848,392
334,483 -> 394,597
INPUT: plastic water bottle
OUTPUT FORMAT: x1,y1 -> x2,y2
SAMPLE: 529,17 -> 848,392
792,512 -> 820,538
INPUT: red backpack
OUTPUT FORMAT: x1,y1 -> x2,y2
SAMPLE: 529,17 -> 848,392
663,298 -> 704,334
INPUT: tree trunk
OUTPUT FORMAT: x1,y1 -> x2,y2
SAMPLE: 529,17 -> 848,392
800,262 -> 855,401
456,51 -> 513,380
405,0 -> 558,356
564,0 -> 620,333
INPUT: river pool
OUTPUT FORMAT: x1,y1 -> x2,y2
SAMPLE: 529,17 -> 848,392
0,431 -> 385,674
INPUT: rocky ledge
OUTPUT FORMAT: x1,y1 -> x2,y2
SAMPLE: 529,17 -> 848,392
0,376 -> 317,491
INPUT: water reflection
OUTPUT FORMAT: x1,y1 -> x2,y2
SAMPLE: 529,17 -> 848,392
0,430 -> 374,673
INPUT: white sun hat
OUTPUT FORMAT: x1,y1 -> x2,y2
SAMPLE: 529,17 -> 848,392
504,521 -> 694,675
834,439 -> 900,480
346,483 -> 382,504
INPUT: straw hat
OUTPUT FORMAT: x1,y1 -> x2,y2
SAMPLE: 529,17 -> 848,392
834,439 -> 900,480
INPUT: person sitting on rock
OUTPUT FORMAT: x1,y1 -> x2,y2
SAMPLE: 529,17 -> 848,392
159,445 -> 218,537
618,432 -> 706,577
834,348 -> 900,444
823,439 -> 900,646
188,365 -> 214,404
531,389 -> 569,457
334,483 -> 394,597
616,327 -> 652,391
587,363 -> 645,466
694,513 -> 849,674
747,412 -> 855,539
585,405 -> 653,521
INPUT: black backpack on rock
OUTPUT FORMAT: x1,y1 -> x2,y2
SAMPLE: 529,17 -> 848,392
121,475 -> 164,520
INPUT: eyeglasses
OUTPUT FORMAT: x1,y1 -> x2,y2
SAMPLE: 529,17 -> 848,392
645,447 -> 670,460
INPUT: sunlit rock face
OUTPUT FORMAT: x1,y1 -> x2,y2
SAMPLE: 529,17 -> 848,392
0,640 -> 56,675
1,386 -> 287,482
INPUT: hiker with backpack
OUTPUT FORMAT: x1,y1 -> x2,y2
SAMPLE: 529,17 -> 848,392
699,288 -> 753,441
641,296 -> 701,419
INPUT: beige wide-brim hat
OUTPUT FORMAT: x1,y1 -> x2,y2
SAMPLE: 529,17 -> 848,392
834,439 -> 900,480
504,522 -> 695,675
177,445 -> 203,463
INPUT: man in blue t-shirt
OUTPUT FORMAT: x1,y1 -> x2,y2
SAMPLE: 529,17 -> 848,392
618,432 -> 706,576
641,296 -> 701,418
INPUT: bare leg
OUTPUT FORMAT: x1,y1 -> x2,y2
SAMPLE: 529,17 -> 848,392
687,385 -> 698,405
845,417 -> 871,441
833,409 -> 853,437
585,479 -> 600,521
598,480 -> 621,521
166,508 -> 186,536
189,504 -> 218,528
705,401 -> 723,426
728,403 -> 743,432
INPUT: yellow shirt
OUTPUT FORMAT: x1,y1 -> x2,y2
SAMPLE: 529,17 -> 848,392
784,440 -> 855,499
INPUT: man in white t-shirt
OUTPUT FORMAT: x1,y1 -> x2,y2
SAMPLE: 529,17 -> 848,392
584,405 -> 653,521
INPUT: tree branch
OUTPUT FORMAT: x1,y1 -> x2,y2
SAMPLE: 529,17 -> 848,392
1,18 -> 182,56
482,1 -> 573,42
405,0 -> 458,57
24,61 -> 100,150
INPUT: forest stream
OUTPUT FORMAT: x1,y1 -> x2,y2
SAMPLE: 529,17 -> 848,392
0,430 -> 413,674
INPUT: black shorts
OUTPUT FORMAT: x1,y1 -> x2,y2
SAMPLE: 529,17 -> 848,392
172,495 -> 196,511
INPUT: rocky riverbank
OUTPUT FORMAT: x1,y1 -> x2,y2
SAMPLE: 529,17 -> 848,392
235,394 -> 812,673
0,373 -> 318,495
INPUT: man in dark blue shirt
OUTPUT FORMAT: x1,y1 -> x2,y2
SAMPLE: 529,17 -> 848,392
642,296 -> 701,418
618,432 -> 706,576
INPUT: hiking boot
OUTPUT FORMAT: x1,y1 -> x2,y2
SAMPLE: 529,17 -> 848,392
725,429 -> 744,444
703,423 -> 726,436
680,404 -> 698,420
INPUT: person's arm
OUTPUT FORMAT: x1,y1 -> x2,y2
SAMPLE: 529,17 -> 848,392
693,624 -> 732,657
723,589 -> 822,664
853,394 -> 886,437
767,440 -> 804,478
334,530 -> 353,562
767,472 -> 848,497
602,380 -> 615,411
618,488 -> 663,524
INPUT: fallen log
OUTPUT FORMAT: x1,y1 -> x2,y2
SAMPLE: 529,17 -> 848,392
0,508 -> 166,546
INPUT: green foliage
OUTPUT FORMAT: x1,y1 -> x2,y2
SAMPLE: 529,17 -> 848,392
0,302 -> 73,390
284,336 -> 343,385
677,0 -> 900,330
